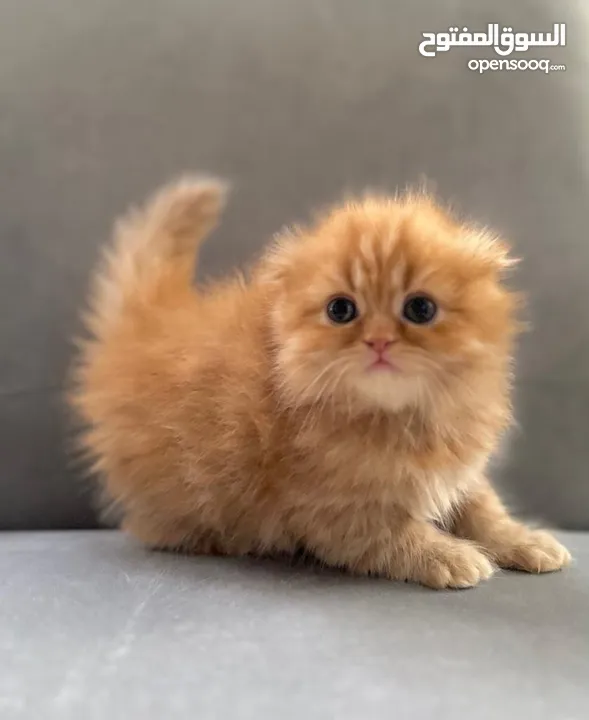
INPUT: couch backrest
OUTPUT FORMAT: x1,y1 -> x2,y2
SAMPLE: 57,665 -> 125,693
1,0 -> 587,529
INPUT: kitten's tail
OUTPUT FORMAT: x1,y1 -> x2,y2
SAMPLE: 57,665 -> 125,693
85,176 -> 227,337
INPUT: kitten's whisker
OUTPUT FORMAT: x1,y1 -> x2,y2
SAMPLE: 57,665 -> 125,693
296,360 -> 345,434
325,364 -> 351,417
297,359 -> 351,435
300,357 -> 349,403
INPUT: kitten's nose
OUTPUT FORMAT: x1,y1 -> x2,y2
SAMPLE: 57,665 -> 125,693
364,338 -> 394,355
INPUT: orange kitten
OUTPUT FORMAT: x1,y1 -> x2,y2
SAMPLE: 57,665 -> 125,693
71,177 -> 571,588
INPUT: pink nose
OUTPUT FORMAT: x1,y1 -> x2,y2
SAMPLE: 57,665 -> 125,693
364,338 -> 394,355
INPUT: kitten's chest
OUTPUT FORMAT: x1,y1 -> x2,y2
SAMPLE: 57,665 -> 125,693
291,416 -> 480,522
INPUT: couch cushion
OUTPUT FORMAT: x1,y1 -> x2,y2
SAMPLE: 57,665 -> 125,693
1,530 -> 587,719
1,0 -> 588,530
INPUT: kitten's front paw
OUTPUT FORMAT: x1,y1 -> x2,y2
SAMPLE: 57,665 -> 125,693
496,530 -> 572,573
418,542 -> 495,590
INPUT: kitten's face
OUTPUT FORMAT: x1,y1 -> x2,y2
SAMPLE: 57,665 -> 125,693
264,195 -> 520,413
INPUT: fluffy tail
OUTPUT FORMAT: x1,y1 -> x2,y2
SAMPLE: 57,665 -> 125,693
85,176 -> 227,338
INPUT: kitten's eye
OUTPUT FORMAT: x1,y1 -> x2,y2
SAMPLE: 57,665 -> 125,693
402,294 -> 438,325
326,296 -> 358,325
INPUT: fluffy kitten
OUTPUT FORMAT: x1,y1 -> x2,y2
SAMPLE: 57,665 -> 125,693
71,177 -> 571,588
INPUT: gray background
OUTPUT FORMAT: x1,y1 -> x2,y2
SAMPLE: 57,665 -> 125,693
1,0 -> 587,529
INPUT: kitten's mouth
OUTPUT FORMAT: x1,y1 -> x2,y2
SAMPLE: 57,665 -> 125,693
367,357 -> 399,372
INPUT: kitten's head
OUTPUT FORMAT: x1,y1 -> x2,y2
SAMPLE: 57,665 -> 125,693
261,193 -> 521,414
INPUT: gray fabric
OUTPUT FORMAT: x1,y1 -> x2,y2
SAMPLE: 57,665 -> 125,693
1,0 -> 588,528
1,530 -> 588,719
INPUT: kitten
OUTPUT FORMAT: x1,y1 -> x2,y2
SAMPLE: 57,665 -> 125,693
71,177 -> 571,588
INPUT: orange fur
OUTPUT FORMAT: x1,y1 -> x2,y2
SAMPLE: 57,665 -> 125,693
70,177 -> 571,588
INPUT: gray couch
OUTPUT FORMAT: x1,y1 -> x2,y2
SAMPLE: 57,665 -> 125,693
1,1 -> 588,718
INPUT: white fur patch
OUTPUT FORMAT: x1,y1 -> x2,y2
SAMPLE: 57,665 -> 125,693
353,372 -> 425,413
412,453 -> 486,522
421,472 -> 463,521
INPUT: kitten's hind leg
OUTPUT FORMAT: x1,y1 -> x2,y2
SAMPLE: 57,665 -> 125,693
122,514 -> 228,556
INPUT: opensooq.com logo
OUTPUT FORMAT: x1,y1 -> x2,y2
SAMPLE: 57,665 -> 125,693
419,22 -> 566,58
